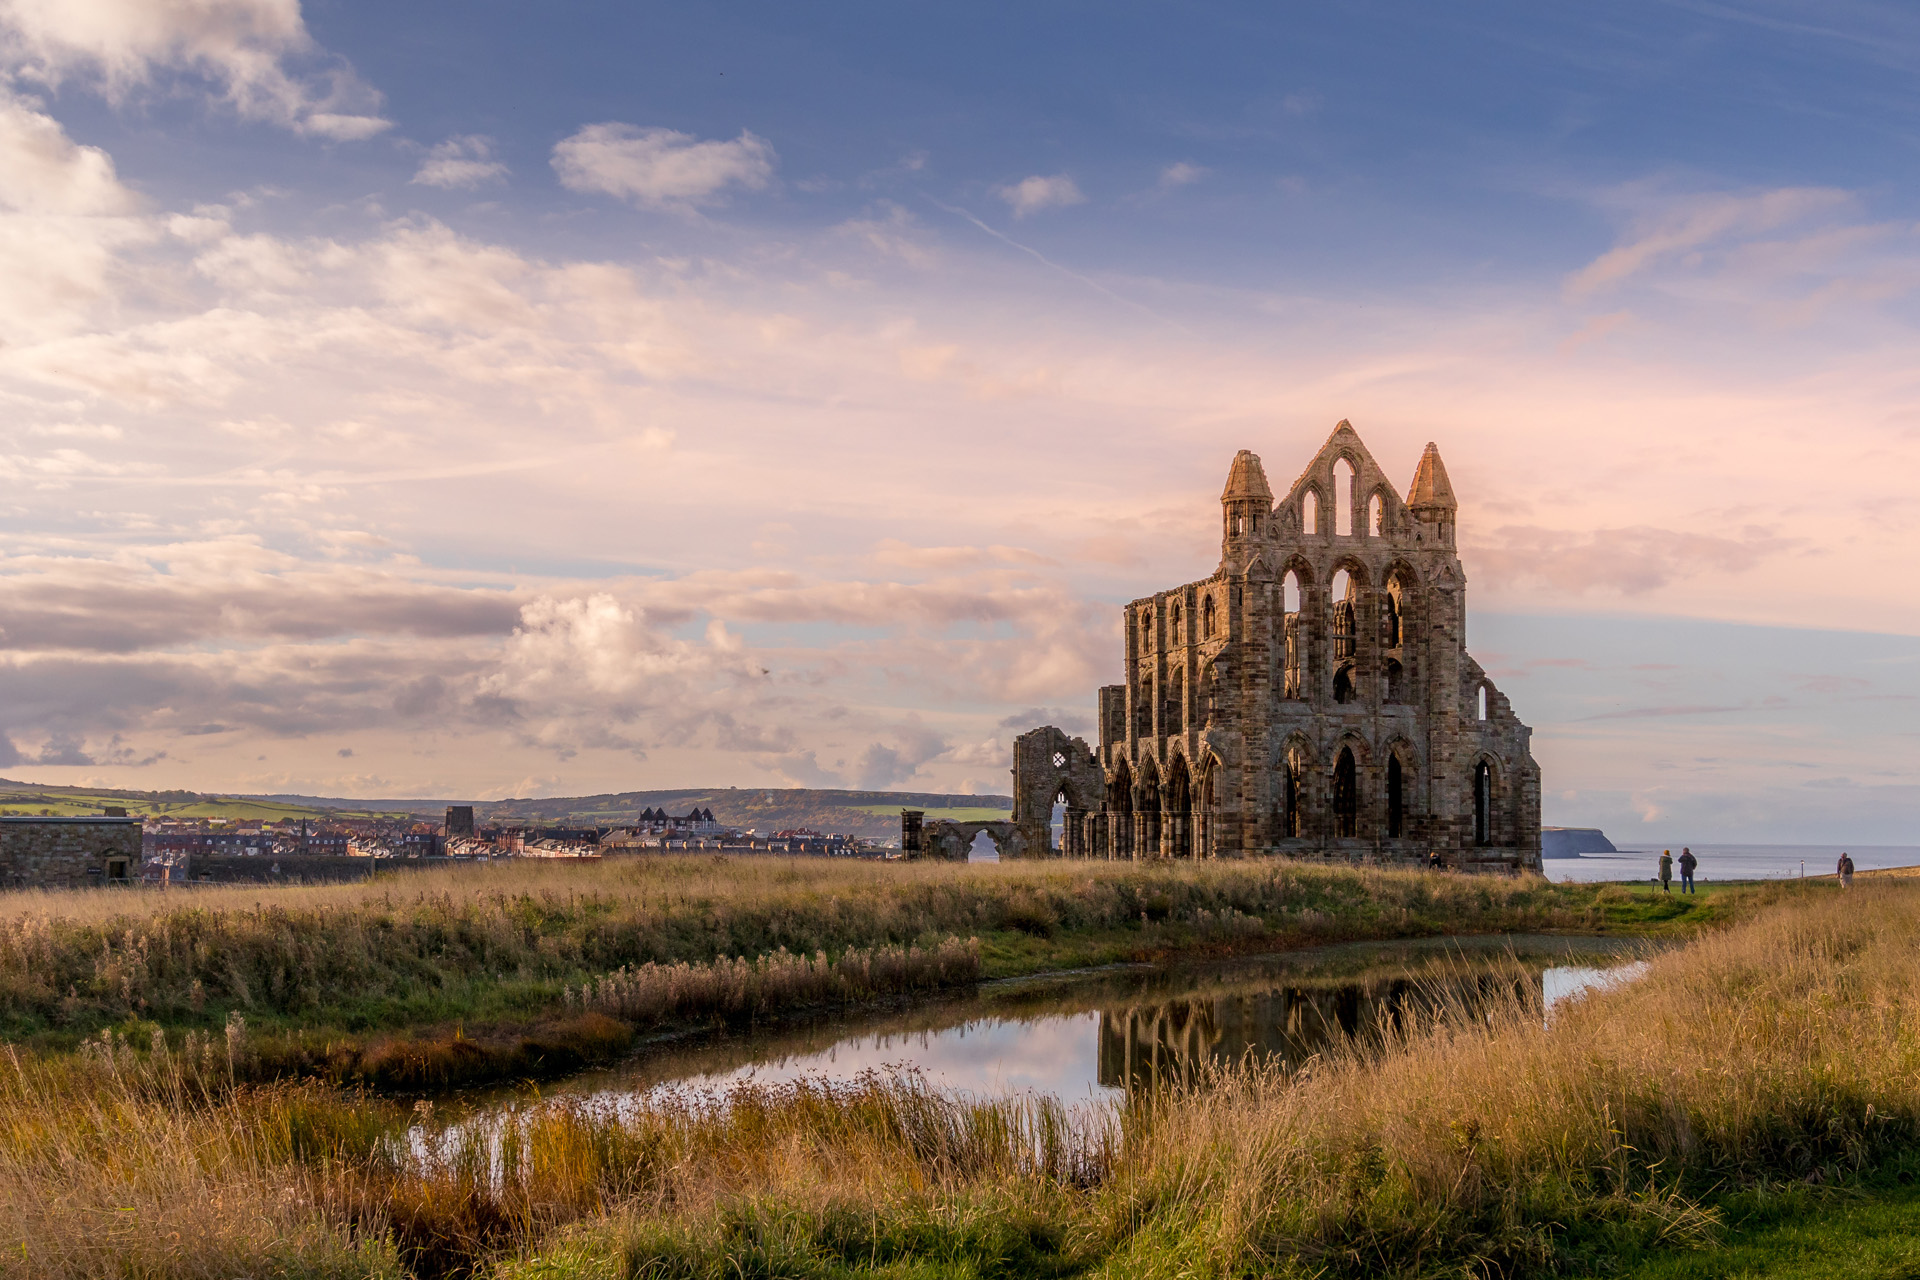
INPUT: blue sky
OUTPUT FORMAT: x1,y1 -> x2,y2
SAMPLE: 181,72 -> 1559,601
0,0 -> 1915,841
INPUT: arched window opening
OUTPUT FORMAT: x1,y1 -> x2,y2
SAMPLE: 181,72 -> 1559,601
1171,603 -> 1183,644
1387,755 -> 1404,838
1198,760 -> 1218,858
1108,760 -> 1134,857
1140,612 -> 1152,649
1166,755 -> 1192,858
1136,676 -> 1154,737
1302,490 -> 1318,536
967,830 -> 1000,863
1282,757 -> 1303,838
1474,760 -> 1493,846
1051,789 -> 1068,851
1369,493 -> 1384,537
1282,570 -> 1303,700
1204,661 -> 1223,724
1333,663 -> 1355,704
1251,512 -> 1260,535
1333,748 -> 1359,838
1202,594 -> 1216,639
1166,669 -> 1184,735
1477,685 -> 1489,721
1137,761 -> 1162,855
1331,569 -> 1356,663
1385,659 -> 1405,704
1383,590 -> 1402,648
1333,458 -> 1355,536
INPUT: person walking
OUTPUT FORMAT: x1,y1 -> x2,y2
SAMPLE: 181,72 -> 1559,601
1678,847 -> 1697,894
1658,849 -> 1673,894
1838,851 -> 1855,888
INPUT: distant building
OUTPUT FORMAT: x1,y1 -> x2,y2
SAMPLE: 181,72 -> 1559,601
636,807 -> 722,836
1,816 -> 143,889
445,805 -> 475,837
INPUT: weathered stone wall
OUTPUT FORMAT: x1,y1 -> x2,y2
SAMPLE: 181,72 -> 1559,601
1078,421 -> 1541,870
0,818 -> 144,889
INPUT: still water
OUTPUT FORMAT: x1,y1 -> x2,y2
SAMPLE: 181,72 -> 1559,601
516,934 -> 1647,1109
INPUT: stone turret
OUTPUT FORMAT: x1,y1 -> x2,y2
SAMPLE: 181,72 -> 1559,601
1407,442 -> 1457,548
1219,449 -> 1272,569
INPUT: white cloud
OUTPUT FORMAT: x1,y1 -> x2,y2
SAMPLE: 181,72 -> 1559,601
411,134 -> 508,189
996,173 -> 1084,218
551,123 -> 776,210
1567,187 -> 1852,296
0,87 -> 134,214
0,0 -> 390,138
1158,162 -> 1206,189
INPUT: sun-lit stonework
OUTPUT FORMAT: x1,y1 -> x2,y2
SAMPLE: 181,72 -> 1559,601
923,421 -> 1542,870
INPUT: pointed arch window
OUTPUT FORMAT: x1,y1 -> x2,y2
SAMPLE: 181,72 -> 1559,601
1333,458 -> 1355,536
1202,594 -> 1216,640
1279,750 -> 1305,839
1333,748 -> 1359,838
1302,490 -> 1318,536
1171,603 -> 1183,644
1166,669 -> 1184,735
1369,493 -> 1384,536
1474,760 -> 1493,846
1387,755 -> 1405,838
1477,685 -> 1490,721
1136,676 -> 1154,738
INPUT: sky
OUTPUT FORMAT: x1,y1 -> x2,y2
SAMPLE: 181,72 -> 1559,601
0,0 -> 1916,842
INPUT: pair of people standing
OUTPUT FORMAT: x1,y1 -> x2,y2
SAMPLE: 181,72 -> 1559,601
1658,847 -> 1698,894
1838,852 -> 1856,888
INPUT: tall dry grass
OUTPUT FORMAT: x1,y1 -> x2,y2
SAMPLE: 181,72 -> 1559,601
0,1039 -> 403,1280
9,876 -> 1886,1278
0,855 -> 1593,1036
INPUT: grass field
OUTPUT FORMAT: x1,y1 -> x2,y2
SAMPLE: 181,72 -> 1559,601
0,856 -> 1728,1059
0,781 -> 411,821
0,873 -> 1909,1279
853,804 -> 1013,822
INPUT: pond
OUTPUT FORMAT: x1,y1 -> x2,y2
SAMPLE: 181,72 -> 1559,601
490,934 -> 1648,1111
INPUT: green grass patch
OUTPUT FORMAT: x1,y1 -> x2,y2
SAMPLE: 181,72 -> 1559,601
1617,1180 -> 1920,1279
853,805 -> 1013,823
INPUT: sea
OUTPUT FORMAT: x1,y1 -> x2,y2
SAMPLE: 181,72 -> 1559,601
1542,844 -> 1920,884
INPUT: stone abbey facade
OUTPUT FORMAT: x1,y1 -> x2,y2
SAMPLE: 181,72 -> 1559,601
934,420 -> 1541,870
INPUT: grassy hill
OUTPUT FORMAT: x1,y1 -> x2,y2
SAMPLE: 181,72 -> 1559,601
0,780 -> 1010,838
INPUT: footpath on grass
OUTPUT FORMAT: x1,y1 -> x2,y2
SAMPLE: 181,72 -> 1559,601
0,856 -> 1762,1088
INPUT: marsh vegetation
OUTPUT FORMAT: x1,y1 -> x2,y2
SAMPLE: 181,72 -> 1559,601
3,857 -> 1859,1278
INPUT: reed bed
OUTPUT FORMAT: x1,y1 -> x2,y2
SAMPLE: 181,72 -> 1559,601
6,870 -> 1858,1278
565,936 -> 981,1024
0,856 -> 1599,1039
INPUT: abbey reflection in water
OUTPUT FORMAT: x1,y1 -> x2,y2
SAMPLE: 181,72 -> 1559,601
1097,970 -> 1542,1094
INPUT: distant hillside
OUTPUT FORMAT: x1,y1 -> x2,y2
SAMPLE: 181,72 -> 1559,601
0,779 -> 1009,840
257,788 -> 1014,840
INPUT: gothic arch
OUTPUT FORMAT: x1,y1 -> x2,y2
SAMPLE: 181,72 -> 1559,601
1471,753 -> 1503,847
1382,736 -> 1419,841
1271,732 -> 1314,842
1165,752 -> 1194,857
1136,754 -> 1163,856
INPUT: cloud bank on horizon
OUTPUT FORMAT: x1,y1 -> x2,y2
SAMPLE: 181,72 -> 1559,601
0,0 -> 1914,841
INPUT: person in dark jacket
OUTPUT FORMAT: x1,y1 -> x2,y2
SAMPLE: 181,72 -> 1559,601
1658,849 -> 1673,893
1838,852 -> 1855,888
1678,847 -> 1697,894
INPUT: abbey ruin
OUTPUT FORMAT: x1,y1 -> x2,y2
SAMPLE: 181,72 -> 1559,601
908,420 -> 1541,870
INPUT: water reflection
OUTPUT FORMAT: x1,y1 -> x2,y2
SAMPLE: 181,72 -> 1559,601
502,934 -> 1647,1110
1096,969 -> 1540,1093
